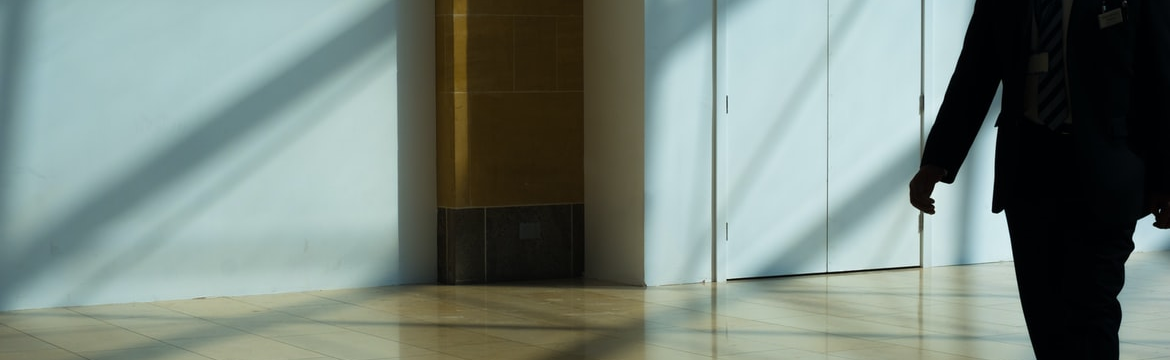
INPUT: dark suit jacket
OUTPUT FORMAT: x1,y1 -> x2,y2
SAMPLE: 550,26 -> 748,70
922,0 -> 1170,221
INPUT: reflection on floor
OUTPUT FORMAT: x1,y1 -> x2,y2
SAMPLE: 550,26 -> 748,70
2,252 -> 1169,360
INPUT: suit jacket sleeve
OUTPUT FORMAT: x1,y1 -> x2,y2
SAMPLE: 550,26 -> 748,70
1134,1 -> 1170,194
921,0 -> 1004,184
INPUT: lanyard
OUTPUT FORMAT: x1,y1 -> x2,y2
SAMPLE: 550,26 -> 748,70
1101,0 -> 1129,14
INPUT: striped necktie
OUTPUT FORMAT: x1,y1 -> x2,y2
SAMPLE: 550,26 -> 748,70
1035,0 -> 1070,130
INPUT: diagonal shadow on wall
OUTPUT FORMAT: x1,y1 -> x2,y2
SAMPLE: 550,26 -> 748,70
555,0 -> 991,358
0,0 -> 399,310
718,0 -> 921,277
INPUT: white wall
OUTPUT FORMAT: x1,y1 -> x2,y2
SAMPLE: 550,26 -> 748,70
643,0 -> 715,286
582,0 -> 1170,287
921,0 -> 1014,267
0,0 -> 435,311
825,0 -> 921,273
584,0 -> 715,287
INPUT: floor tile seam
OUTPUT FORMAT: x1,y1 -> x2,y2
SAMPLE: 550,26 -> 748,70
347,302 -> 453,319
704,304 -> 834,318
630,322 -> 807,342
893,338 -> 1034,357
819,290 -> 936,301
152,298 -> 268,319
817,307 -> 922,319
73,344 -> 219,360
707,328 -> 851,352
466,304 -> 590,325
662,306 -> 830,320
76,314 -> 257,359
528,336 -> 654,357
436,316 -> 636,335
925,313 -> 1029,329
893,336 -> 1035,360
164,328 -> 341,360
389,335 -> 515,354
264,331 -> 443,360
0,348 -> 90,360
827,344 -> 987,360
878,329 -> 1031,345
308,293 -> 427,307
628,338 -> 730,358
651,300 -> 795,313
714,347 -> 830,359
0,326 -> 73,355
472,329 -> 631,349
861,321 -> 1027,336
822,339 -> 947,356
416,306 -> 576,325
231,299 -> 354,312
2,330 -> 93,360
924,299 -> 1024,310
845,319 -> 1024,340
802,332 -> 908,354
857,309 -> 1026,324
967,332 -> 1034,349
699,313 -> 830,328
147,312 -> 364,360
189,300 -> 394,335
484,315 -> 641,332
205,317 -> 356,339
428,340 -> 577,359
20,308 -> 189,355
637,316 -> 741,330
270,304 -> 422,327
63,302 -> 173,319
0,307 -> 107,332
578,320 -> 704,336
817,328 -> 957,347
341,323 -> 516,351
63,303 -> 185,328
777,314 -> 941,338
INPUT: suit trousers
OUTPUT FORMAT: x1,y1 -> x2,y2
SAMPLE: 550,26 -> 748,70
1003,121 -> 1137,359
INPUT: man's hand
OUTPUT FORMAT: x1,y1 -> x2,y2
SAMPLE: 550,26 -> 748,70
910,165 -> 948,215
1147,192 -> 1170,229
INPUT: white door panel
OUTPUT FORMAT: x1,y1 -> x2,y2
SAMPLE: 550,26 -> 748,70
721,0 -> 829,278
826,0 -> 922,272
719,0 -> 921,279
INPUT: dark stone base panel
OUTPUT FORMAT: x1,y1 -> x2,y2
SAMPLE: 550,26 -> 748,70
438,204 -> 583,284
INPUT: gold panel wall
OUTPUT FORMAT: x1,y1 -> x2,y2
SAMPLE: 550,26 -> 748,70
436,0 -> 584,208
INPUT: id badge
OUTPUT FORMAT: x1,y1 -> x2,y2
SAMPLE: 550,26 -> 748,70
1099,8 -> 1124,29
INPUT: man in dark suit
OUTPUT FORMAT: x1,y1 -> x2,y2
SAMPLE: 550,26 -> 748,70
909,0 -> 1170,358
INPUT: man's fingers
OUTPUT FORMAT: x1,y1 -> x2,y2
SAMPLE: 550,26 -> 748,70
915,199 -> 936,214
909,191 -> 936,214
1154,205 -> 1170,229
909,182 -> 937,214
909,165 -> 946,215
1154,218 -> 1170,229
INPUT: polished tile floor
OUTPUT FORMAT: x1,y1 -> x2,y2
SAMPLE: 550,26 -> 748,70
3,252 -> 1170,360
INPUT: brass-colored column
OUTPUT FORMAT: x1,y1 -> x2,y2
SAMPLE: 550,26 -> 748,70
436,0 -> 584,284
